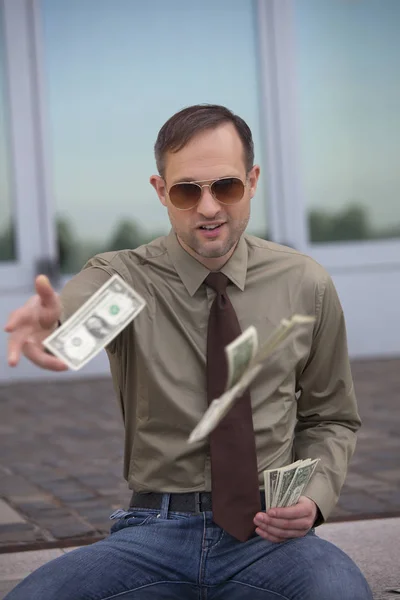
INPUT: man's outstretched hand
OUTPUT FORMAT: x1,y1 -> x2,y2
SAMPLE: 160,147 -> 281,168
254,496 -> 318,543
4,274 -> 67,371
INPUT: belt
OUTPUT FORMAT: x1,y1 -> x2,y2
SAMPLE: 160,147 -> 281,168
130,491 -> 266,513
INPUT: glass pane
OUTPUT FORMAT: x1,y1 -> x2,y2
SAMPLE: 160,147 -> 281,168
0,8 -> 16,261
41,0 -> 267,274
294,0 -> 400,243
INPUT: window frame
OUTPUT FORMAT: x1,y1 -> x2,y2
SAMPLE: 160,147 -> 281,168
0,0 -> 58,291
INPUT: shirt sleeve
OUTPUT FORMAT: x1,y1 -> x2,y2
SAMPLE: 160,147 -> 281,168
294,272 -> 361,524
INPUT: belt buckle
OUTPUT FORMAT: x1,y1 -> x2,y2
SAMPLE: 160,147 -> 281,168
194,492 -> 201,513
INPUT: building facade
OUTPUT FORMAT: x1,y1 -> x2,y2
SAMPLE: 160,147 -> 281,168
1,0 -> 399,382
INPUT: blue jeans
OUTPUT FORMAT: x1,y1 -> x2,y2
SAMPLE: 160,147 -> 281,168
6,498 -> 372,600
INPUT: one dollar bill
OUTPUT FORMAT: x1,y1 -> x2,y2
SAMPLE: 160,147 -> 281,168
43,274 -> 146,370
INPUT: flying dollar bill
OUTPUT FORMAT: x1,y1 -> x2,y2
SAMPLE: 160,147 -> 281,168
43,274 -> 146,370
188,314 -> 315,444
225,326 -> 258,390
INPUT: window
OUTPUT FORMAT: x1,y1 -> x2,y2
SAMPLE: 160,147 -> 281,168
0,6 -> 15,262
41,0 -> 267,274
294,0 -> 400,243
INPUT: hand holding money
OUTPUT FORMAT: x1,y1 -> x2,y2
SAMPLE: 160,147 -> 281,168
254,495 -> 318,543
255,459 -> 320,541
4,275 -> 67,371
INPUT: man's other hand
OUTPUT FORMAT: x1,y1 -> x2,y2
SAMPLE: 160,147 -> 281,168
254,496 -> 318,543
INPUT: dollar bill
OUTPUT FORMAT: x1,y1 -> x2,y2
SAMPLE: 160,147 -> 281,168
255,315 -> 315,366
280,459 -> 319,507
188,314 -> 315,444
188,363 -> 263,444
43,274 -> 146,370
273,460 -> 304,508
263,459 -> 319,509
263,467 -> 280,509
225,326 -> 258,389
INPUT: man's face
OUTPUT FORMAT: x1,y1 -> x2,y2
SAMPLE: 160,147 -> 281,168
151,124 -> 260,264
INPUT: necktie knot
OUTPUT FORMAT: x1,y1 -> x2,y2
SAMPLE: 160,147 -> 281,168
205,272 -> 228,295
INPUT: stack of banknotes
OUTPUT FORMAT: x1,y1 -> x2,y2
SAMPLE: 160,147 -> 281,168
263,458 -> 320,509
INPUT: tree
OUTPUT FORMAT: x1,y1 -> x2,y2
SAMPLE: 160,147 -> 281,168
107,219 -> 145,251
309,203 -> 371,242
0,223 -> 15,261
57,217 -> 76,271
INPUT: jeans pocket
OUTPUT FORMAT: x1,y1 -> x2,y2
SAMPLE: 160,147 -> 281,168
109,509 -> 156,534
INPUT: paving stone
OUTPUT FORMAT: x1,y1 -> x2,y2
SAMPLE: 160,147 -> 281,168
52,490 -> 98,503
0,500 -> 26,525
373,489 -> 400,506
337,492 -> 390,514
0,523 -> 46,543
47,520 -> 96,539
0,475 -> 43,498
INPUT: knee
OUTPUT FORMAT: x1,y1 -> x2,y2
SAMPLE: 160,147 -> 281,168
308,565 -> 373,600
4,562 -> 85,600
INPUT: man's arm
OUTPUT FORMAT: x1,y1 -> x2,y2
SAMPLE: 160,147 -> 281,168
293,272 -> 361,523
254,271 -> 360,542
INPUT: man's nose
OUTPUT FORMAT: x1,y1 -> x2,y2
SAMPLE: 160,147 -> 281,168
196,186 -> 220,218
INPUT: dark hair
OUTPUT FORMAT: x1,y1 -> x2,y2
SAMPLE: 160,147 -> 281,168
154,104 -> 254,178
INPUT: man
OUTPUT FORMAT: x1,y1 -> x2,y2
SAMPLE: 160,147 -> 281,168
4,104 -> 372,599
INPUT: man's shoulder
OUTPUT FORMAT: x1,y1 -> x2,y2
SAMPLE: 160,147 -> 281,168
244,234 -> 330,282
82,236 -> 170,282
88,236 -> 168,266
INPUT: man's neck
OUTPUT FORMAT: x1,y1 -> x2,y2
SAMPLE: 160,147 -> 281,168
177,236 -> 238,271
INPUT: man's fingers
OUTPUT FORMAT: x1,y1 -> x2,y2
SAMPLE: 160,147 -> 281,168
7,330 -> 30,366
23,341 -> 68,371
4,308 -> 29,332
255,528 -> 284,543
265,515 -> 312,530
36,275 -> 61,328
260,524 -> 307,539
36,275 -> 59,310
267,504 -> 310,520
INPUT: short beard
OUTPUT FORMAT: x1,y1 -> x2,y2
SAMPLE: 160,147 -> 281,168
174,216 -> 249,259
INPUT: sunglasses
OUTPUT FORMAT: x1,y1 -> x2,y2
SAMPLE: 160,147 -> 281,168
167,177 -> 246,211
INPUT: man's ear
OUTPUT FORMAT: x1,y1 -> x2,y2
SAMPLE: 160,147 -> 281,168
248,165 -> 260,198
150,175 -> 167,207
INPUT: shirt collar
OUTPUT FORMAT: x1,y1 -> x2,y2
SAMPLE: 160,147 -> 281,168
166,230 -> 248,296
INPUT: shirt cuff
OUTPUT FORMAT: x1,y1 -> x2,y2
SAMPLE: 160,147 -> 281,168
303,472 -> 338,525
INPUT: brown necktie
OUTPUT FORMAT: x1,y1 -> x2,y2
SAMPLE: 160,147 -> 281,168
205,272 -> 261,541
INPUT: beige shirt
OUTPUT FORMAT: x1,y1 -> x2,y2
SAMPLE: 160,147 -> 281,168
61,231 -> 360,521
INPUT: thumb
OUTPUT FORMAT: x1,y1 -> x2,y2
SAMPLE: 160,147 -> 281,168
35,275 -> 57,308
